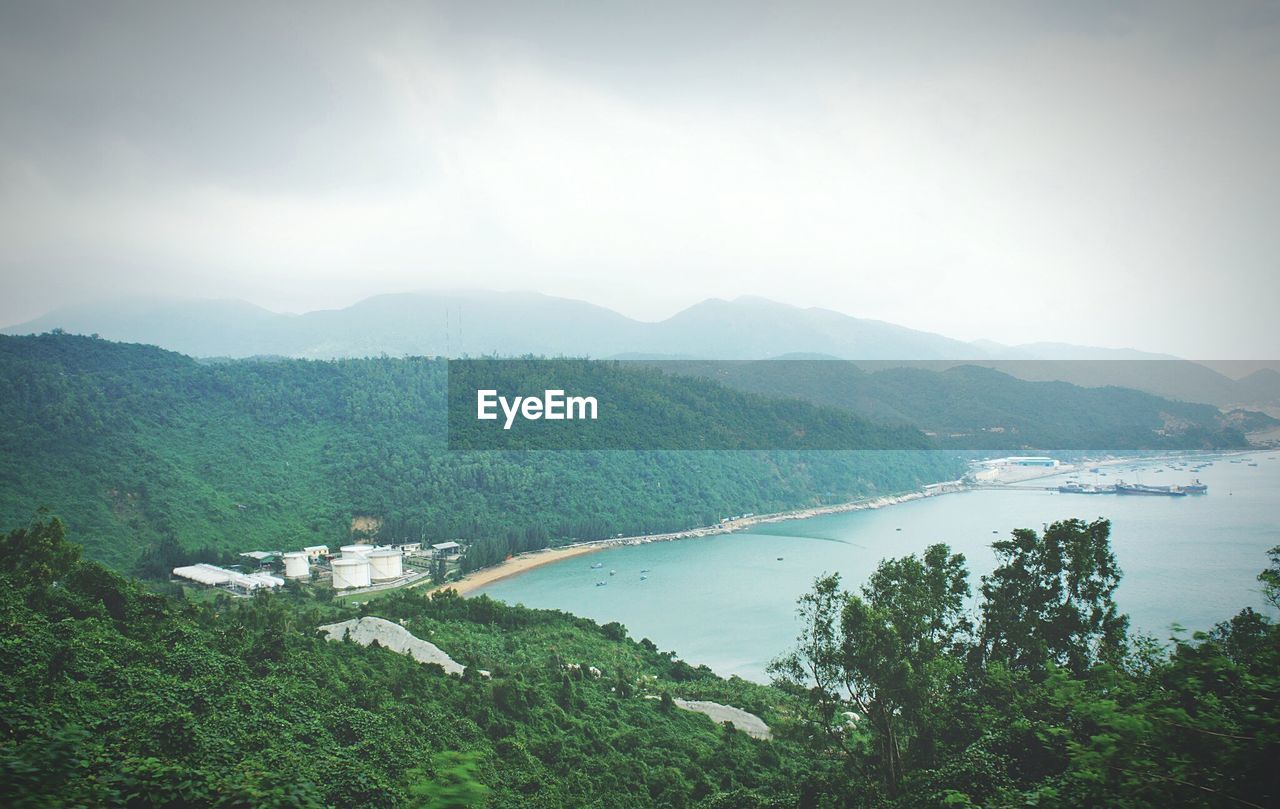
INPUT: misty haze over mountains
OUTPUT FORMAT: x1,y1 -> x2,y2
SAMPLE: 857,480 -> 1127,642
0,290 -> 1178,360
6,290 -> 1279,409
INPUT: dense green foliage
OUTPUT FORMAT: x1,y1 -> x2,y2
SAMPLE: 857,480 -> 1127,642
0,515 -> 809,808
771,521 -> 1280,807
660,361 -> 1251,450
4,515 -> 1276,807
0,334 -> 962,570
447,359 -> 930,450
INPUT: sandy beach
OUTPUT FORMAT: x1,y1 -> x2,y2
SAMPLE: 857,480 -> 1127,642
426,483 -> 967,597
423,543 -> 607,596
423,449 -> 1258,598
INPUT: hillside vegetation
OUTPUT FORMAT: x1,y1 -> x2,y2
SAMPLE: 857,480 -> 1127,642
659,360 -> 1253,449
0,515 -> 807,808
0,334 -> 960,570
3,514 -> 1276,807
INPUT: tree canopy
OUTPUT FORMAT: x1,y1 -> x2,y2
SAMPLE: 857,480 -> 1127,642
771,522 -> 1279,807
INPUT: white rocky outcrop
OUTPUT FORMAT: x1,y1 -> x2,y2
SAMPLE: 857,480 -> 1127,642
673,699 -> 772,740
319,616 -> 465,675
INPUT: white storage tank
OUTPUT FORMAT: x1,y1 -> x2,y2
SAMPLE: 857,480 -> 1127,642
331,558 -> 371,589
367,548 -> 403,581
172,564 -> 233,586
341,544 -> 374,560
282,552 -> 310,579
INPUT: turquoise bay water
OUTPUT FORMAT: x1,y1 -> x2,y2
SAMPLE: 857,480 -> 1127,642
476,455 -> 1280,682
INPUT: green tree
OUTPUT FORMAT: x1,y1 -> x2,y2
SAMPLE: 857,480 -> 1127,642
0,510 -> 79,589
406,751 -> 490,809
1258,544 -> 1280,610
771,544 -> 971,798
979,518 -> 1128,675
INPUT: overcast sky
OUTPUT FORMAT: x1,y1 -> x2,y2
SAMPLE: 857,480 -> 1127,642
1,1 -> 1277,356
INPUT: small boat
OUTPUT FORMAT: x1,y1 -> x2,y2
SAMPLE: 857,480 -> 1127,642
640,575 -> 648,581
609,569 -> 616,576
776,557 -> 784,561
640,568 -> 649,573
595,580 -> 607,587
895,528 -> 902,532
590,562 -> 604,569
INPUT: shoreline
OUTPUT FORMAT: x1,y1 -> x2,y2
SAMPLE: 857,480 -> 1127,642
424,487 -> 963,597
426,448 -> 1257,598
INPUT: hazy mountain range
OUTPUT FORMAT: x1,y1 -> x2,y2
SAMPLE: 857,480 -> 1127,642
6,290 -> 1279,408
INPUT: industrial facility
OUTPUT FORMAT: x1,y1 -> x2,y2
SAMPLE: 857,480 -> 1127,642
331,544 -> 406,588
173,538 -> 450,593
172,564 -> 285,594
282,552 -> 310,579
431,541 -> 461,558
331,557 -> 372,589
367,548 -> 403,581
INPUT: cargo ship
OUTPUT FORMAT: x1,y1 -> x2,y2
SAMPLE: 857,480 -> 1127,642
1115,481 -> 1188,497
1058,483 -> 1111,494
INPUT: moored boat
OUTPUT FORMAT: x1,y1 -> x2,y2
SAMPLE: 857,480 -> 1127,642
1059,483 -> 1113,494
1115,481 -> 1187,497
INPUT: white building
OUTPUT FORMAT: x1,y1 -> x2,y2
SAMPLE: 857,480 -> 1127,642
173,564 -> 283,593
239,550 -> 279,562
976,456 -> 1059,468
173,563 -> 233,586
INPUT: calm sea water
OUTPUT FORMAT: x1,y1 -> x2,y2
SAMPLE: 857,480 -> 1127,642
476,454 -> 1280,682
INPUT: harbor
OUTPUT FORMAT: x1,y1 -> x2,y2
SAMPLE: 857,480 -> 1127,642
978,479 -> 1210,496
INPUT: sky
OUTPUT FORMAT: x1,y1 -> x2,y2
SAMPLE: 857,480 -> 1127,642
1,1 -> 1277,356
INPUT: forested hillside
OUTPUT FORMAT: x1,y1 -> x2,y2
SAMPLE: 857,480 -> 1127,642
659,361 -> 1254,449
0,515 -> 809,808
3,514 -> 1276,807
0,334 -> 961,570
